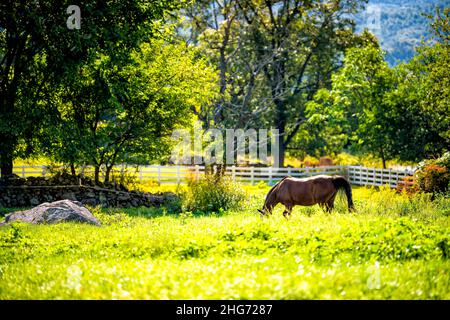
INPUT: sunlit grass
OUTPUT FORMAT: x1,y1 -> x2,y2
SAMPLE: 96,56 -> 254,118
0,185 -> 449,299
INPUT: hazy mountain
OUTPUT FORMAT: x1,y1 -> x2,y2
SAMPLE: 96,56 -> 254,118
354,0 -> 450,65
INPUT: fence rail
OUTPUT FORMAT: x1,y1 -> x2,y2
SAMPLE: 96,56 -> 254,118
11,165 -> 414,188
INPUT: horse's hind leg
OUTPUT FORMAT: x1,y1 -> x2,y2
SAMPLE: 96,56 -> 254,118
325,194 -> 337,213
283,204 -> 293,219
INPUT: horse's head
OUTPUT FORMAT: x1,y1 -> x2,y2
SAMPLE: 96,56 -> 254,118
257,208 -> 266,217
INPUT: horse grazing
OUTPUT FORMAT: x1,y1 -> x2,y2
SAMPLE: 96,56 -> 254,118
257,175 -> 354,217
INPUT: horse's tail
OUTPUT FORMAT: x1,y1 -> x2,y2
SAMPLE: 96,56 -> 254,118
263,176 -> 290,209
332,176 -> 354,211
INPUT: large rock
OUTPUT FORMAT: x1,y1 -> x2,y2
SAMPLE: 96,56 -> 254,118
1,199 -> 101,226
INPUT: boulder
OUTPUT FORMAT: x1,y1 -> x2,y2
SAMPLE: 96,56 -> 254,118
1,199 -> 101,226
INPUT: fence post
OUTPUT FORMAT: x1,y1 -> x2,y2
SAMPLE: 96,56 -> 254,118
343,165 -> 349,180
232,165 -> 236,181
360,166 -> 363,186
22,166 -> 25,178
139,167 -> 143,182
195,165 -> 200,180
305,167 -> 310,177
42,165 -> 46,177
177,166 -> 181,184
288,167 -> 291,177
250,167 -> 254,185
269,167 -> 273,185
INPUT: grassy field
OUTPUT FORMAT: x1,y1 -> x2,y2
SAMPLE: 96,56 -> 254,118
0,185 -> 449,299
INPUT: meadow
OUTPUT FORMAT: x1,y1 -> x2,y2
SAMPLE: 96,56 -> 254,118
0,185 -> 449,299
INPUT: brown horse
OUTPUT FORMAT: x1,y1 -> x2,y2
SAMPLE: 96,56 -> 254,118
257,175 -> 354,217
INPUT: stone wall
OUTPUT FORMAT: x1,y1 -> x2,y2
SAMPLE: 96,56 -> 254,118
0,173 -> 178,208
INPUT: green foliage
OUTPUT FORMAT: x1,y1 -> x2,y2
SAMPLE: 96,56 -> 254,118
0,0 -> 180,175
404,48 -> 450,153
181,0 -> 368,166
182,175 -> 246,214
333,153 -> 361,166
307,9 -> 450,166
428,6 -> 450,44
0,186 -> 449,299
383,41 -> 449,161
109,166 -> 141,191
329,43 -> 396,168
43,32 -> 218,183
287,89 -> 349,158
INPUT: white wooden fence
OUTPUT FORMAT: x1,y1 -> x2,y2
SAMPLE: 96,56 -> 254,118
346,166 -> 413,188
12,165 -> 414,188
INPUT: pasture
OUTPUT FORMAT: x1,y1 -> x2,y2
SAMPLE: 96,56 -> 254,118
0,185 -> 449,299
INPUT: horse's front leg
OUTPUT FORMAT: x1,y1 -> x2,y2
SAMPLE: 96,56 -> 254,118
324,203 -> 333,213
319,202 -> 332,213
282,204 -> 293,219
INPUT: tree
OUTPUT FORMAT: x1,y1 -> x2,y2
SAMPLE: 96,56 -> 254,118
0,0 -> 179,176
182,0 -> 366,167
309,8 -> 450,166
416,8 -> 450,151
313,40 -> 396,168
288,88 -> 349,158
43,36 -> 218,184
385,7 -> 450,160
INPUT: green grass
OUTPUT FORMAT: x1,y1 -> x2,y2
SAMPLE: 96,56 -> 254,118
0,186 -> 449,299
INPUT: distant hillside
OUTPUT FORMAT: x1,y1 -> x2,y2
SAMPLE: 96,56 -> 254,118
354,0 -> 450,65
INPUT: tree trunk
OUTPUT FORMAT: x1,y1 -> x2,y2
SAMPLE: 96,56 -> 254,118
278,142 -> 286,169
0,142 -> 14,177
70,163 -> 76,176
380,146 -> 387,169
213,163 -> 226,182
274,100 -> 287,168
104,165 -> 113,183
94,165 -> 100,185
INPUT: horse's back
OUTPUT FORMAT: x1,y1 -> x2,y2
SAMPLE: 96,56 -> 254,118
276,175 -> 336,205
287,175 -> 334,182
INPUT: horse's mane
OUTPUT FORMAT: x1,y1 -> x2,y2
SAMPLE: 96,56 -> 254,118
264,176 -> 290,205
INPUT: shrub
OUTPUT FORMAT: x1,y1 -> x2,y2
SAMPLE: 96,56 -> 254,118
319,156 -> 333,166
182,175 -> 246,214
109,166 -> 140,190
415,152 -> 450,195
396,176 -> 418,195
302,155 -> 320,167
333,152 -> 360,166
